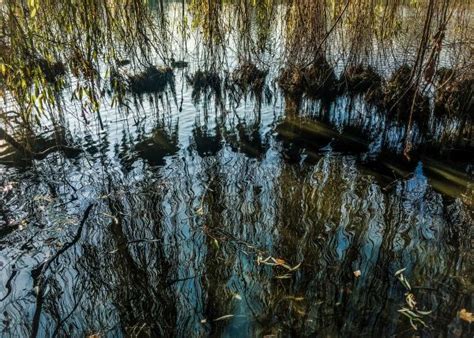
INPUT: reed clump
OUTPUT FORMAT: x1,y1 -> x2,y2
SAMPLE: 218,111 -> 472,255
128,66 -> 174,95
186,70 -> 222,102
341,64 -> 383,95
383,65 -> 430,124
232,62 -> 267,96
435,68 -> 473,119
278,56 -> 337,100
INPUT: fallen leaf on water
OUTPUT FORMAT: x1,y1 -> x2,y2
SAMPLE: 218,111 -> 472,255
213,314 -> 234,322
283,296 -> 304,301
353,270 -> 361,278
406,292 -> 417,309
273,258 -> 286,265
234,294 -> 242,300
289,262 -> 302,271
416,310 -> 433,315
200,319 -> 207,324
395,267 -> 407,276
459,309 -> 473,323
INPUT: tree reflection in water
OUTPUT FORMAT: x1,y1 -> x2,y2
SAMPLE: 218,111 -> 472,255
0,1 -> 472,337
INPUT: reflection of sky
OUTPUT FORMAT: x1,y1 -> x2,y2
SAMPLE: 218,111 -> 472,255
0,3 -> 472,337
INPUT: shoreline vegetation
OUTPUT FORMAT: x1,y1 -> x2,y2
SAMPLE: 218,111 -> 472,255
0,1 -> 472,165
0,1 -> 473,337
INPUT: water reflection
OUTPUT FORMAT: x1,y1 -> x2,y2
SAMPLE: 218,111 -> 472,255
0,2 -> 473,337
0,122 -> 472,336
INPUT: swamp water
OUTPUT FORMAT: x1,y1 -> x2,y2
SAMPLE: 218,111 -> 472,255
0,1 -> 473,337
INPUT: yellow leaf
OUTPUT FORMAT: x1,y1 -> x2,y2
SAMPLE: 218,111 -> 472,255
353,270 -> 361,278
459,309 -> 474,323
274,258 -> 286,265
406,293 -> 417,309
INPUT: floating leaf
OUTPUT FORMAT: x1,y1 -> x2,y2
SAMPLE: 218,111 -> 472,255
459,309 -> 473,323
416,310 -> 433,316
273,258 -> 286,265
353,270 -> 361,278
289,262 -> 302,271
213,314 -> 234,322
406,293 -> 417,309
395,268 -> 407,276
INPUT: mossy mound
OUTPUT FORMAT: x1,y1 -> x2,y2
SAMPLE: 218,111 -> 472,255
383,65 -> 430,124
186,70 -> 221,102
232,62 -> 267,95
435,68 -> 473,119
128,66 -> 173,94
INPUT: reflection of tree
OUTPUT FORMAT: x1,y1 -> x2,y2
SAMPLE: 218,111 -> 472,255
226,121 -> 267,159
192,118 -> 223,157
275,108 -> 372,165
103,178 -> 176,336
0,135 -> 472,336
133,120 -> 179,166
199,159 -> 235,337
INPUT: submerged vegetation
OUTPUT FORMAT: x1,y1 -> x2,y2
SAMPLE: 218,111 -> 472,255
0,0 -> 473,337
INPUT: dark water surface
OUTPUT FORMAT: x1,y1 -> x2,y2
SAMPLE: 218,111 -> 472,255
0,2 -> 473,337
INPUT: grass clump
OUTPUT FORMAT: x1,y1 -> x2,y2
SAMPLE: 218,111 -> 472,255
186,70 -> 222,102
383,65 -> 430,125
435,68 -> 473,119
128,66 -> 174,95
